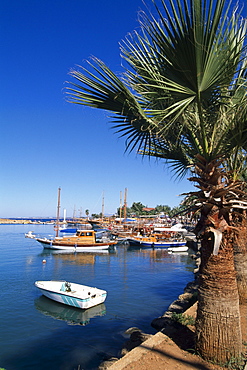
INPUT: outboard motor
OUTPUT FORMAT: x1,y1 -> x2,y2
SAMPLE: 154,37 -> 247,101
65,282 -> 71,292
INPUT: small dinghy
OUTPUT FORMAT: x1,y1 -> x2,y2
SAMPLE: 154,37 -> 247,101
25,231 -> 36,239
35,281 -> 107,309
167,246 -> 188,252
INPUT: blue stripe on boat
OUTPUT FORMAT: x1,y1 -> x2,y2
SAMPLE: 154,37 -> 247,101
44,290 -> 92,304
62,295 -> 81,308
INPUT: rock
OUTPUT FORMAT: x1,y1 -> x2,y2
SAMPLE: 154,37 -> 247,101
121,328 -> 153,356
178,291 -> 193,301
124,327 -> 141,335
151,316 -> 177,334
98,357 -> 119,369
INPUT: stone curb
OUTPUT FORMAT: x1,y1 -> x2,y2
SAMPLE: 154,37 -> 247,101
106,331 -> 167,370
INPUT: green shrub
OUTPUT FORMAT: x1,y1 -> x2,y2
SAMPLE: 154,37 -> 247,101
171,313 -> 195,326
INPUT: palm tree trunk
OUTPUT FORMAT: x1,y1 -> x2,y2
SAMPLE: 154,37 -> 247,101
233,220 -> 247,345
196,232 -> 242,364
233,220 -> 247,303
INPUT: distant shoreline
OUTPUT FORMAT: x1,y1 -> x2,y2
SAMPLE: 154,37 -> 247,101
0,218 -> 55,224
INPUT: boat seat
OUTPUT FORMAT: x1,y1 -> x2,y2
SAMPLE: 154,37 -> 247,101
60,283 -> 66,292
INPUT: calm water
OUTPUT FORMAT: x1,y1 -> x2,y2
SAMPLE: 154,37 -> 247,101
0,224 -> 195,370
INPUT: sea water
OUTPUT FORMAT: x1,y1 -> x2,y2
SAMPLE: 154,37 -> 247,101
0,224 -> 195,370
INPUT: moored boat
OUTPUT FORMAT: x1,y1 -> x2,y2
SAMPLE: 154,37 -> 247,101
35,280 -> 107,309
25,231 -> 36,239
30,188 -> 116,251
167,245 -> 188,252
35,229 -> 117,251
127,234 -> 187,248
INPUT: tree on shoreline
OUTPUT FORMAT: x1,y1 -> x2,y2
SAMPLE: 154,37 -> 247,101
66,0 -> 247,364
117,201 -> 173,217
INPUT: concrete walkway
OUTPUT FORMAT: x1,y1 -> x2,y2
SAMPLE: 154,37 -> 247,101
107,330 -> 226,370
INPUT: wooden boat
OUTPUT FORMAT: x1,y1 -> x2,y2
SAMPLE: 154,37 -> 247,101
35,229 -> 117,251
35,280 -> 107,309
31,188 -> 116,251
127,234 -> 187,248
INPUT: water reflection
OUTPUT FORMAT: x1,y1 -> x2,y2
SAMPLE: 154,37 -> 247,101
126,246 -> 194,271
35,295 -> 106,326
127,246 -> 188,259
38,249 -> 116,265
39,248 -> 116,257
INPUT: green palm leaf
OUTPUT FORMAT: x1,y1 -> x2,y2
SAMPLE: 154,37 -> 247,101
66,0 -> 247,177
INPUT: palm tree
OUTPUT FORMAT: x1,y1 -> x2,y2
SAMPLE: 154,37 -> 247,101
224,150 -> 247,346
66,0 -> 247,364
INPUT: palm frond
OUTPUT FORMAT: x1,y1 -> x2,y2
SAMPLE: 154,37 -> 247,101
66,57 -> 158,152
120,0 -> 247,158
66,0 -> 247,180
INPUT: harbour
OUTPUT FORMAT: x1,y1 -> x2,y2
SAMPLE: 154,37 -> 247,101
0,223 -> 195,370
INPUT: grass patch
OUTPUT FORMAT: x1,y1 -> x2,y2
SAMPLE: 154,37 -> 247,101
171,313 -> 195,326
224,354 -> 246,370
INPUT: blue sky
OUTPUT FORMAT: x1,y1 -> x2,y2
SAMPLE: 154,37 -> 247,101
1,0 -> 194,218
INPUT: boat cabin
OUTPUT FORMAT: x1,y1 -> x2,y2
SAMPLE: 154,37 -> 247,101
52,229 -> 100,245
74,230 -> 96,242
75,230 -> 95,237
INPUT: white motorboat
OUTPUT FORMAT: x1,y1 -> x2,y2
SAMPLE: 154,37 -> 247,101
167,246 -> 188,252
35,280 -> 107,309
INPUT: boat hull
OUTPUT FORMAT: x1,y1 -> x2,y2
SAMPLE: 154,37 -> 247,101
36,238 -> 115,251
35,281 -> 107,309
127,238 -> 187,248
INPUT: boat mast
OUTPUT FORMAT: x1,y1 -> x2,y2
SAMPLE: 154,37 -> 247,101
119,191 -> 122,221
102,191 -> 104,221
73,205 -> 76,221
55,187 -> 61,237
124,188 -> 127,224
